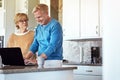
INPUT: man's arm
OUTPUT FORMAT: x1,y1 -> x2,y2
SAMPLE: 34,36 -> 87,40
25,51 -> 34,59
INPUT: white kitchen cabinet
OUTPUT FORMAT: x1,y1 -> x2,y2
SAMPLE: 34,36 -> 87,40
74,75 -> 102,80
74,66 -> 102,80
80,0 -> 101,38
63,0 -> 101,40
63,0 -> 80,40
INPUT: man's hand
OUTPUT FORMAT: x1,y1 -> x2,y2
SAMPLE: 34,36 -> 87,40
25,51 -> 34,59
24,58 -> 37,65
40,53 -> 47,59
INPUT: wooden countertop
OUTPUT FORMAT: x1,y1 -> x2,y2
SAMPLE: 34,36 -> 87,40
0,65 -> 77,74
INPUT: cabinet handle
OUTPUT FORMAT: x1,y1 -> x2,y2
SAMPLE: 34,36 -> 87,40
86,70 -> 93,72
96,25 -> 100,36
63,29 -> 66,36
96,26 -> 98,34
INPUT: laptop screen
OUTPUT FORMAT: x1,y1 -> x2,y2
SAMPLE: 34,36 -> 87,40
0,47 -> 25,66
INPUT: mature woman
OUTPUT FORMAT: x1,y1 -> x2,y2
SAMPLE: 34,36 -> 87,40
7,13 -> 36,64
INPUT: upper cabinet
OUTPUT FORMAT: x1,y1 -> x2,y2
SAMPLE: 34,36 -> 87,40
80,0 -> 101,38
63,0 -> 80,40
63,0 -> 102,40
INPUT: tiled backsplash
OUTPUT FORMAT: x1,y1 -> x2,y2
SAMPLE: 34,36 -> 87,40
63,40 -> 102,64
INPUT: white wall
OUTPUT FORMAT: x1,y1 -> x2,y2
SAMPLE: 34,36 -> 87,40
102,0 -> 120,80
0,0 -> 5,36
4,0 -> 16,46
0,9 -> 5,36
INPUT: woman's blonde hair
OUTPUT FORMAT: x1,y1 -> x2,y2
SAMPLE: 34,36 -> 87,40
14,13 -> 28,29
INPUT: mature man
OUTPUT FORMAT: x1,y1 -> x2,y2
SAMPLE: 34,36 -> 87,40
25,4 -> 63,68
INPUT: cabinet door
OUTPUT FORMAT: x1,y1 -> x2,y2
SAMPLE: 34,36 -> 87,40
81,0 -> 100,38
63,0 -> 80,39
74,75 -> 102,80
74,66 -> 102,75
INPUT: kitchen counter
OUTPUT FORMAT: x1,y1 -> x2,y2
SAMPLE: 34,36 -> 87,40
0,66 -> 77,80
63,62 -> 102,66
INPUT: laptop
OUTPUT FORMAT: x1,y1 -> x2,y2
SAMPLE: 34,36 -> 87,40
0,47 -> 36,66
